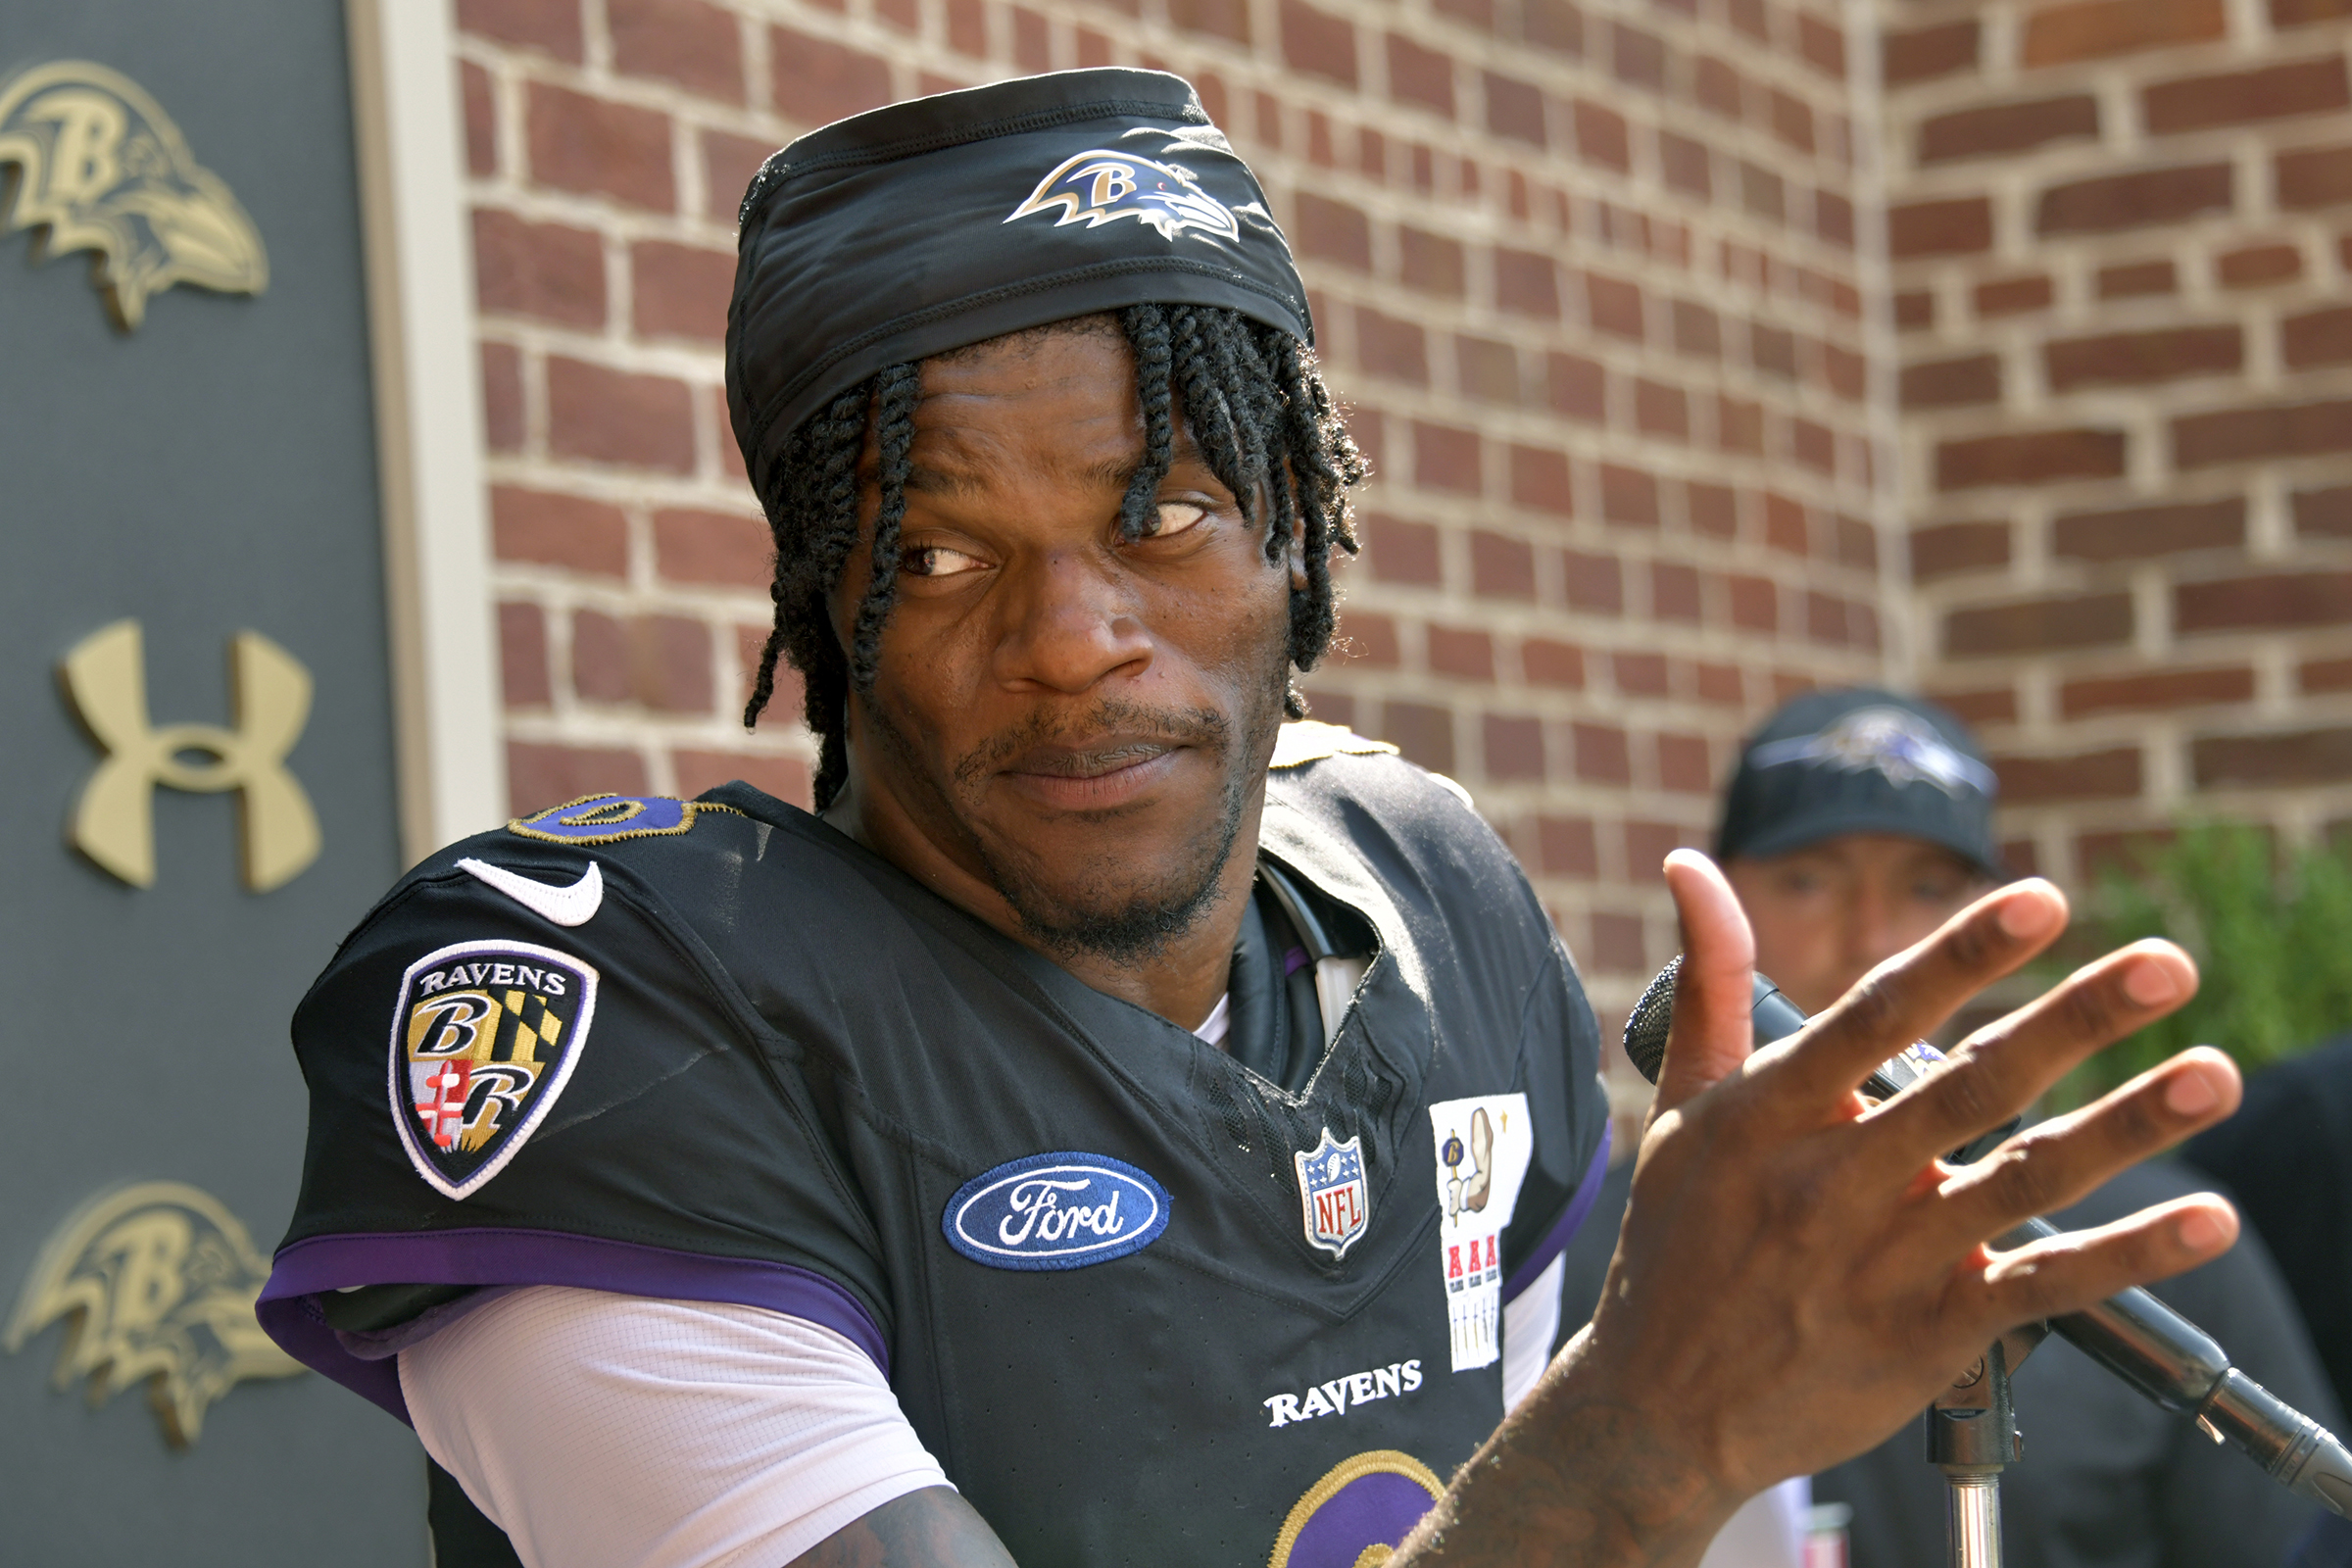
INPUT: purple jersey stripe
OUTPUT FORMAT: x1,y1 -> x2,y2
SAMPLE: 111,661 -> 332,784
1501,1122 -> 1613,1303
260,1228 -> 891,1425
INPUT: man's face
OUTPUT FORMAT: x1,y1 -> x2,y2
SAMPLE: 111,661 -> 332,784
828,321 -> 1298,966
1723,833 -> 1993,1015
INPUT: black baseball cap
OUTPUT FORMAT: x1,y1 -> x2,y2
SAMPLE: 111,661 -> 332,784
1714,687 -> 2004,877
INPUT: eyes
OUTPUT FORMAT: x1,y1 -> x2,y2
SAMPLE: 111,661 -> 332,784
899,499 -> 1213,579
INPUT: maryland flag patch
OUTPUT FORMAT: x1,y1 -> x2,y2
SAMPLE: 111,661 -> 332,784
387,940 -> 599,1200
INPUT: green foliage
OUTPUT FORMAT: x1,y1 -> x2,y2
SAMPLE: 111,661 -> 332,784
2056,822 -> 2352,1104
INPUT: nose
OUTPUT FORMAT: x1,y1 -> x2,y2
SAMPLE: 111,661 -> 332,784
1844,881 -> 1907,972
991,548 -> 1153,694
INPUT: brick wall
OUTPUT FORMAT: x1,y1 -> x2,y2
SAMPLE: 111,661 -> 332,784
1882,0 -> 2352,882
456,0 -> 1888,1073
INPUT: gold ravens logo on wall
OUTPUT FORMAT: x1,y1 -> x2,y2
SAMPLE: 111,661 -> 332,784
3,1182 -> 305,1446
1005,147 -> 1242,243
0,60 -> 268,329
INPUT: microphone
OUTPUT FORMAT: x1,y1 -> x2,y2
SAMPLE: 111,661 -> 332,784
1622,956 -> 2352,1518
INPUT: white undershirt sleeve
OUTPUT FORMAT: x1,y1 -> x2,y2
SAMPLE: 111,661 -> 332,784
1499,1250 -> 1564,1413
399,1285 -> 949,1568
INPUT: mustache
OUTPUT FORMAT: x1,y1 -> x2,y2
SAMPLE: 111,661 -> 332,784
952,698 -> 1230,787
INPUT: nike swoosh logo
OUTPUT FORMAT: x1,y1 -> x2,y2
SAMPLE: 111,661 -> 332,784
457,857 -> 603,927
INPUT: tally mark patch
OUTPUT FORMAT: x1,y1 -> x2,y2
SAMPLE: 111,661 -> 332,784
387,939 -> 599,1200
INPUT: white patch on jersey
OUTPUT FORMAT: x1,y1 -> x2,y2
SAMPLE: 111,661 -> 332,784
1429,1093 -> 1534,1373
1260,1358 -> 1424,1428
458,857 -> 604,927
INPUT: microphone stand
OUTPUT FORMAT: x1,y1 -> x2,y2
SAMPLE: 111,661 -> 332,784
1928,1323 -> 2047,1568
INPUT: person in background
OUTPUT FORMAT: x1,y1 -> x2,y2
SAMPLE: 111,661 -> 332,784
1563,687 -> 2341,1568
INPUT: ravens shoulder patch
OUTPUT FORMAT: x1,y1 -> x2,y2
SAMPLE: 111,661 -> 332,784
509,793 -> 743,846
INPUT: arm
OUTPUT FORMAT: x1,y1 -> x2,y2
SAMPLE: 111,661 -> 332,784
789,1490 -> 1015,1568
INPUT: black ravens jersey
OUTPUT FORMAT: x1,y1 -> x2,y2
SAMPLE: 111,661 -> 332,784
261,726 -> 1608,1566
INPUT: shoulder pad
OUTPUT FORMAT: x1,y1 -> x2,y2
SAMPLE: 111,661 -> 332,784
1268,721 -> 1398,770
508,793 -> 747,846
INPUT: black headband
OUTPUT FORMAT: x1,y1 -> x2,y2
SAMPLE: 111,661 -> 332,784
724,69 -> 1312,497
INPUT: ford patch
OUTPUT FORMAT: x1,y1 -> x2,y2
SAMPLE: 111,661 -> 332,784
944,1152 -> 1170,1271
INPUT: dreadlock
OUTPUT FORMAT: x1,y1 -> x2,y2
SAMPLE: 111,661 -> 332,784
743,306 -> 1366,809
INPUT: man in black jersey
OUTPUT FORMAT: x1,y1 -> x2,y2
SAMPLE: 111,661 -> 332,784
263,71 -> 2250,1568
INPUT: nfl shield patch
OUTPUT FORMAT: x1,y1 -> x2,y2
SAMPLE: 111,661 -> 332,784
1294,1127 -> 1370,1260
387,939 -> 599,1200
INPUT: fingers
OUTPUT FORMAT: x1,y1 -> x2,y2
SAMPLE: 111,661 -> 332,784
1656,851 -> 1757,1111
1912,1047 -> 2241,1257
1970,1194 -> 2239,1329
1866,940 -> 2201,1164
1775,880 -> 2070,1109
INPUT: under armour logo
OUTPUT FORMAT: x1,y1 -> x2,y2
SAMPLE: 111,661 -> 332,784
60,618 -> 319,890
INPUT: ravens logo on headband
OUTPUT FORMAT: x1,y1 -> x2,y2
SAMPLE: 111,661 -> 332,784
1004,148 -> 1243,243
388,939 -> 599,1200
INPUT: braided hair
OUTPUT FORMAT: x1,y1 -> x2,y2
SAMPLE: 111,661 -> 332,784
742,306 -> 1365,809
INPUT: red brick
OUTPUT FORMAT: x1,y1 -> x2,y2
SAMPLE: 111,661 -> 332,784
1294,193 -> 1370,269
508,740 -> 649,816
1716,396 -> 1764,455
1728,575 -> 1778,632
1523,638 -> 1586,689
1992,747 -> 2143,803
1563,551 -> 1623,613
704,130 -> 775,223
1944,593 -> 2133,657
1885,20 -> 1978,83
1761,492 -> 1805,556
1695,56 -> 1741,120
1281,0 -> 1358,86
1798,13 -> 1845,74
1806,591 -> 1854,647
1535,815 -> 1597,876
547,357 -> 697,473
1495,248 -> 1561,318
1976,275 -> 2054,317
1901,354 -> 2000,409
492,485 -> 629,576
712,388 -> 747,485
1413,421 -> 1481,493
2302,656 -> 2352,692
528,83 -> 674,211
738,624 -> 802,716
1509,445 -> 1573,514
499,601 -> 552,708
2278,144 -> 2352,209
1524,0 -> 1584,54
655,509 -> 770,587
2281,305 -> 2352,368
1428,625 -> 1494,680
1920,96 -> 2097,165
2193,729 -> 2352,787
1400,227 -> 1465,296
1011,7 -> 1051,71
947,0 -> 988,53
1547,353 -> 1605,421
1838,514 -> 1879,571
2021,0 -> 2224,68
2176,572 -> 2352,632
1650,562 -> 1700,620
458,0 -> 583,60
1635,380 -> 1688,440
1816,190 -> 1855,250
1750,323 -> 1797,381
462,62 -> 497,176
2038,164 -> 2232,235
570,610 -> 632,704
1572,722 -> 1632,784
2045,324 -> 2240,390
1730,0 -> 1768,42
581,612 -> 712,712
1470,531 -> 1535,599
879,0 -> 918,29
1930,686 -> 2019,726
1387,33 -> 1453,115
2062,665 -> 2254,716
2296,485 -> 2352,535
1937,429 -> 2126,490
2099,260 -> 2177,297
1482,714 -> 1545,780
1337,612 -> 1400,666
631,241 -> 732,344
1888,197 -> 1992,258
1456,335 -> 1519,404
673,750 -> 810,808
1574,100 -> 1628,172
2276,0 -> 2352,24
1623,820 -> 1686,880
1688,482 -> 1736,537
1769,89 -> 1814,154
1656,733 -> 1713,794
1658,132 -> 1710,199
2175,399 -> 2352,466
1586,911 -> 1646,975
1893,291 -> 1935,330
2219,244 -> 2303,288
1077,27 -> 1113,66
1485,72 -> 1546,145
2145,58 -> 2348,134
771,25 -> 892,125
1170,0 -> 1250,42
1362,513 -> 1442,585
1611,22 -> 1666,92
1740,164 -> 1785,224
1355,307 -> 1429,385
1383,702 -> 1454,773
611,0 -> 743,100
1792,419 -> 1836,476
482,342 -> 524,452
1600,464 -> 1659,526
1585,271 -> 1643,339
2053,499 -> 2243,561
